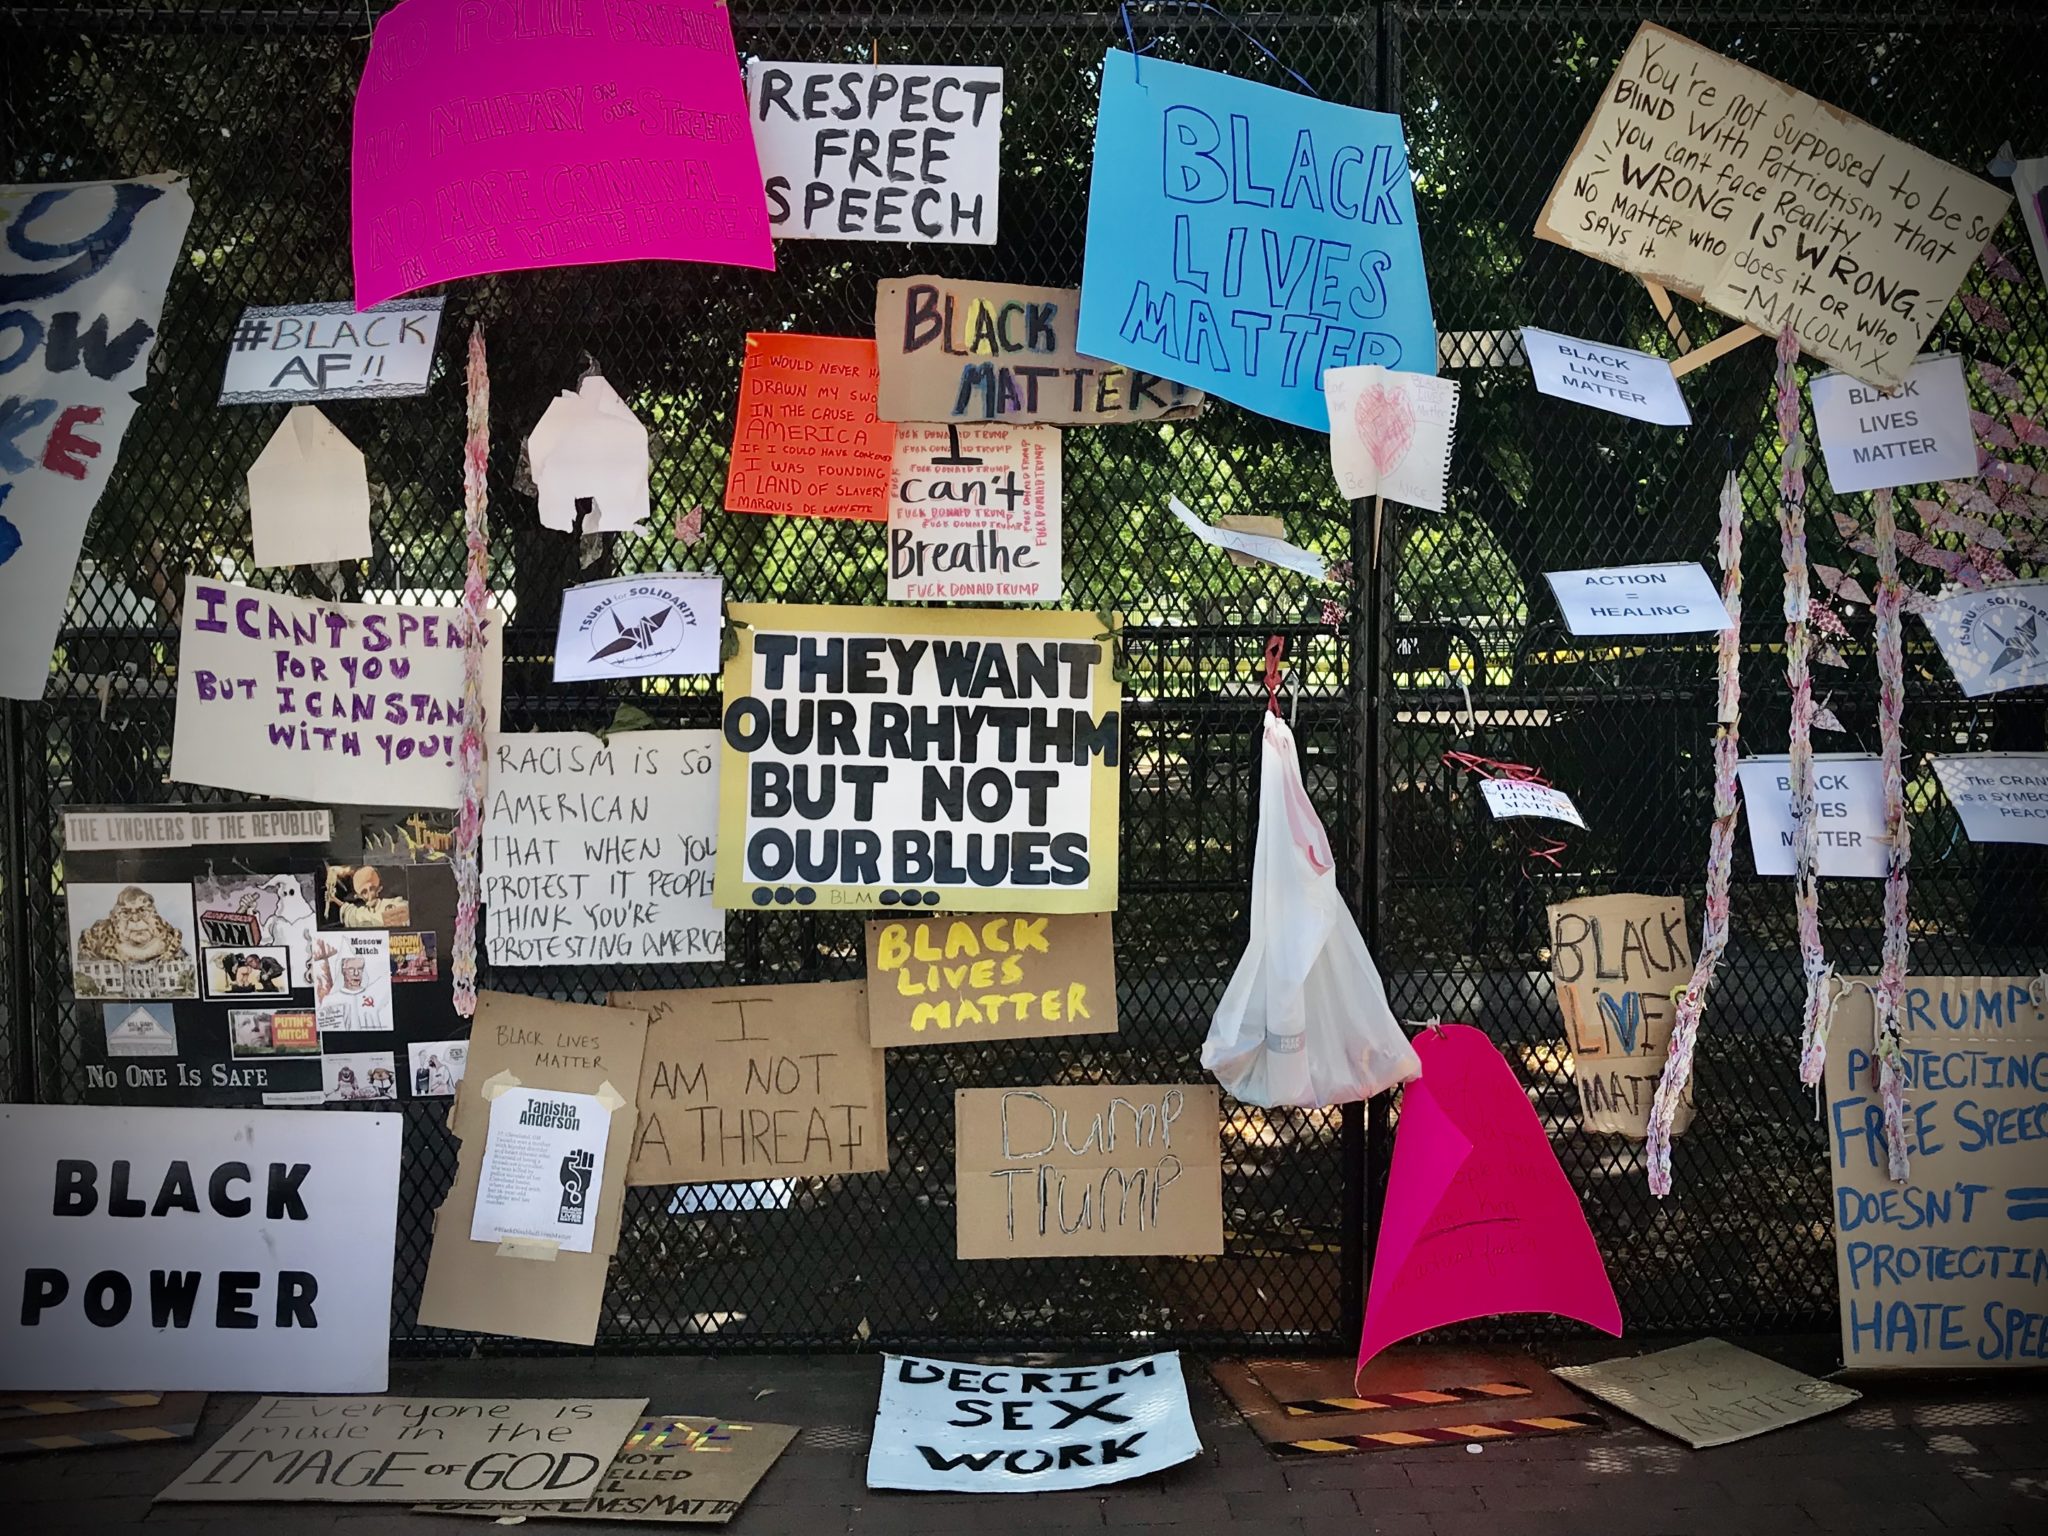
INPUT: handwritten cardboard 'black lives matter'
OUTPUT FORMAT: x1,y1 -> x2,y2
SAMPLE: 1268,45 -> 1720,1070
1535,22 -> 2009,387
417,992 -> 647,1347
865,913 -> 1118,1047
614,982 -> 887,1185
955,1084 -> 1224,1259
157,1396 -> 648,1504
424,1415 -> 800,1525
875,277 -> 1204,424
714,604 -> 1121,913
1546,893 -> 1695,1138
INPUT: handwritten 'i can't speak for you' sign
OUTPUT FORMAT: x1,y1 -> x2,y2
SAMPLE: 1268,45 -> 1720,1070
1078,51 -> 1437,431
1534,22 -> 2010,388
350,0 -> 772,308
169,575 -> 502,810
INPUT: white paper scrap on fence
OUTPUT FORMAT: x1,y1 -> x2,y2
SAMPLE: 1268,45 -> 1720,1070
0,1103 -> 398,1392
1521,326 -> 1692,426
247,405 -> 372,567
1546,563 -> 1731,636
1480,778 -> 1585,829
219,298 -> 443,403
1809,354 -> 1976,495
1167,497 -> 1326,579
866,1351 -> 1200,1492
484,731 -> 723,968
1932,754 -> 2048,846
168,574 -> 500,808
1917,581 -> 2048,698
1735,755 -> 1887,879
747,62 -> 1003,244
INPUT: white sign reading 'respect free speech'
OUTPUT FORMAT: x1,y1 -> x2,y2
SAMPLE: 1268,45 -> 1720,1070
1546,563 -> 1730,636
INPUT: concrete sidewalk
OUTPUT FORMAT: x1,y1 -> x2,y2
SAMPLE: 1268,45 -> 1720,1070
4,1351 -> 2043,1535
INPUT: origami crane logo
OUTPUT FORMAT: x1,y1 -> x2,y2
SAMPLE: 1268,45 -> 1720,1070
1983,613 -> 2039,677
588,604 -> 675,663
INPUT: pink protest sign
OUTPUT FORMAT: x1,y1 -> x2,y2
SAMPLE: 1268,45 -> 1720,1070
1357,1024 -> 1621,1373
350,0 -> 773,307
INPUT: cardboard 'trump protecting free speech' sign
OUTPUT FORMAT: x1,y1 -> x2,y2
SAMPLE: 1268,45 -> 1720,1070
955,1084 -> 1223,1259
1826,976 -> 2048,1369
1535,23 -> 2009,387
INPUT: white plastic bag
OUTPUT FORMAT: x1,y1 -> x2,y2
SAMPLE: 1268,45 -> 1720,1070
1202,712 -> 1420,1107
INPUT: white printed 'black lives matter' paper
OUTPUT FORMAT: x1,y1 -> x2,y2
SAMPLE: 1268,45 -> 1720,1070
1521,326 -> 1692,426
1809,354 -> 1976,495
1,1104 -> 397,1392
1480,778 -> 1585,830
1931,754 -> 2048,847
1545,562 -> 1731,636
1735,755 -> 1886,879
866,1351 -> 1200,1492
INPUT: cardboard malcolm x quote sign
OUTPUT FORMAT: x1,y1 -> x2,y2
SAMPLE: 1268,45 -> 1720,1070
1932,754 -> 2048,846
1546,562 -> 1731,636
875,276 -> 1205,424
747,63 -> 1002,243
1809,353 -> 1975,493
1826,977 -> 2048,1368
485,731 -> 721,967
219,298 -> 443,403
866,912 -> 1117,1046
0,1104 -> 398,1392
1,175 -> 192,701
1555,1338 -> 1858,1448
1918,581 -> 2048,698
888,423 -> 1061,602
1735,754 -> 1887,878
418,992 -> 648,1347
1547,893 -> 1694,1137
716,604 -> 1121,912
615,982 -> 887,1185
423,1414 -> 799,1524
1535,23 -> 2010,387
955,1084 -> 1223,1259
169,574 -> 502,808
157,1395 -> 649,1504
866,1352 -> 1200,1492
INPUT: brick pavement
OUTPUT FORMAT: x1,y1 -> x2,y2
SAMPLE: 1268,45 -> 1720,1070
3,1349 -> 2042,1535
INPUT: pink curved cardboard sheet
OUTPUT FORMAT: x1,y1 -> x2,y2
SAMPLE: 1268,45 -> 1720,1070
351,0 -> 772,308
1357,1024 -> 1621,1377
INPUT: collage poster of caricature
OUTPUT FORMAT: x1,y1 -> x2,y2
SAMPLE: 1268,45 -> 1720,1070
64,804 -> 471,1107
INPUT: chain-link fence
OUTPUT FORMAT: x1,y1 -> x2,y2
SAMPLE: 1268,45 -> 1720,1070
3,1 -> 2043,1354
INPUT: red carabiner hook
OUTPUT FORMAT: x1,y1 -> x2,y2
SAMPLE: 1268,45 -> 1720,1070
1261,635 -> 1286,716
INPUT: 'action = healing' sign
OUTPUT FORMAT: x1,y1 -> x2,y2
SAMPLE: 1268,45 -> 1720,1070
715,604 -> 1122,912
747,63 -> 1002,243
1078,50 -> 1437,431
